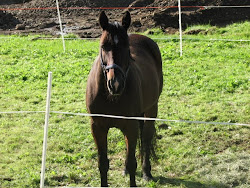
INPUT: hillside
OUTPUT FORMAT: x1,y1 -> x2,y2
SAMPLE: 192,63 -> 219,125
0,0 -> 249,37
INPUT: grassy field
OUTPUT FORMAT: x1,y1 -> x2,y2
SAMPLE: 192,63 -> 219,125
0,22 -> 249,188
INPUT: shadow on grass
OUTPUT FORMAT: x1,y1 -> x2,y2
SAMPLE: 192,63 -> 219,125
154,176 -> 228,188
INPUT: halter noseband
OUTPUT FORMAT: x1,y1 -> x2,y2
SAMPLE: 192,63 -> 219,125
100,49 -> 130,81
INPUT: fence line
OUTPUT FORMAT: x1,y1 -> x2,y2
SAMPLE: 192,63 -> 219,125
1,3 -> 249,53
1,5 -> 250,11
1,110 -> 249,127
204,6 -> 250,9
1,36 -> 249,42
0,111 -> 45,114
151,37 -> 250,42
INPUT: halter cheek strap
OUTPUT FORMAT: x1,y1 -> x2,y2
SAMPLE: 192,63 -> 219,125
100,49 -> 129,81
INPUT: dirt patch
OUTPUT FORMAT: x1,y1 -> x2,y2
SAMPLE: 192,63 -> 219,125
0,0 -> 249,37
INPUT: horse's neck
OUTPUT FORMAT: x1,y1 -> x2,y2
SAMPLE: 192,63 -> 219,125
95,59 -> 106,93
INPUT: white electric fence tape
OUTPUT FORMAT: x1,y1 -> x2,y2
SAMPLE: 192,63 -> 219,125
1,111 -> 249,127
1,37 -> 249,42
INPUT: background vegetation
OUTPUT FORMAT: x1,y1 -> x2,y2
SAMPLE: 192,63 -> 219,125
0,22 -> 249,187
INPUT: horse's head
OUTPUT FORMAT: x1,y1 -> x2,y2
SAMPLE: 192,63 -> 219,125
99,11 -> 131,96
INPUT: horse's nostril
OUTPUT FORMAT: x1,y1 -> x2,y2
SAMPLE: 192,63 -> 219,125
108,80 -> 112,89
108,78 -> 121,95
108,80 -> 113,90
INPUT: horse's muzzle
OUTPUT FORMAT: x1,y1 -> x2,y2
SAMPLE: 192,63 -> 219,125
107,77 -> 124,96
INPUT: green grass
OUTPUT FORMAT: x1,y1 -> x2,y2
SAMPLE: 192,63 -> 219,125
184,21 -> 250,39
0,22 -> 249,187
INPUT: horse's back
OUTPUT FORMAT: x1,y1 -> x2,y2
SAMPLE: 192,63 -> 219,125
129,34 -> 163,110
129,34 -> 162,69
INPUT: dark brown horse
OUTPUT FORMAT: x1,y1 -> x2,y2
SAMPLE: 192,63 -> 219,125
86,11 -> 163,187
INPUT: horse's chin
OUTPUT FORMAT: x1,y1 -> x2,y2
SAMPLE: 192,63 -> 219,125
108,90 -> 122,97
107,92 -> 121,102
107,87 -> 124,102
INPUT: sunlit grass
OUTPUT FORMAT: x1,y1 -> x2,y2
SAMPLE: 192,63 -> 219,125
0,22 -> 249,187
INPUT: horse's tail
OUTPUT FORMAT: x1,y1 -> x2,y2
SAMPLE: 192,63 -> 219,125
138,115 -> 158,163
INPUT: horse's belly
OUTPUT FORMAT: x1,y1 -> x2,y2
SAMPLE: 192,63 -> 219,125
138,64 -> 162,112
142,85 -> 160,112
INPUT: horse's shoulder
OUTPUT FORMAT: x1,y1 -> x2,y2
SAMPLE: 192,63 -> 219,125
129,34 -> 159,51
129,34 -> 154,46
129,34 -> 161,63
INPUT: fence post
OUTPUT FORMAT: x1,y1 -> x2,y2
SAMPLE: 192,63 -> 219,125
40,72 -> 52,188
56,0 -> 66,52
178,0 -> 183,56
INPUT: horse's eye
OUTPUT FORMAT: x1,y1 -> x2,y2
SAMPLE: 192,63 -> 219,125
102,44 -> 112,51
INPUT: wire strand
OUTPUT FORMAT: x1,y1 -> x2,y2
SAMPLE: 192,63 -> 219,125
0,111 -> 249,127
1,6 -> 250,11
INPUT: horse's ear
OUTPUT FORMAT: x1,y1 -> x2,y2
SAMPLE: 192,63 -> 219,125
99,11 -> 109,30
122,11 -> 131,30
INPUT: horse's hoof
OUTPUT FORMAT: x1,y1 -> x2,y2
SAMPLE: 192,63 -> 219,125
143,173 -> 153,181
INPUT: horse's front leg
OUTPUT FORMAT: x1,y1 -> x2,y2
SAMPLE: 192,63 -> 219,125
123,120 -> 139,187
91,120 -> 109,187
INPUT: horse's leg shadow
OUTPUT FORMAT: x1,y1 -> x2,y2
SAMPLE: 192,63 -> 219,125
154,176 -> 228,188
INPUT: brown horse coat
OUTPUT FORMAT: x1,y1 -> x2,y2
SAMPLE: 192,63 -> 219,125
86,34 -> 163,118
86,11 -> 163,187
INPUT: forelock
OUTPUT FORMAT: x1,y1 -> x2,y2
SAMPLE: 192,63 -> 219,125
101,21 -> 128,46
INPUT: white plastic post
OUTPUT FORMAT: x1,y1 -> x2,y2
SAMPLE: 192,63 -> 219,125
40,72 -> 52,188
56,0 -> 66,52
178,0 -> 183,56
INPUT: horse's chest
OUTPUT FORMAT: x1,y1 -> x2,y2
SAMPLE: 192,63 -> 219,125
88,93 -> 141,117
